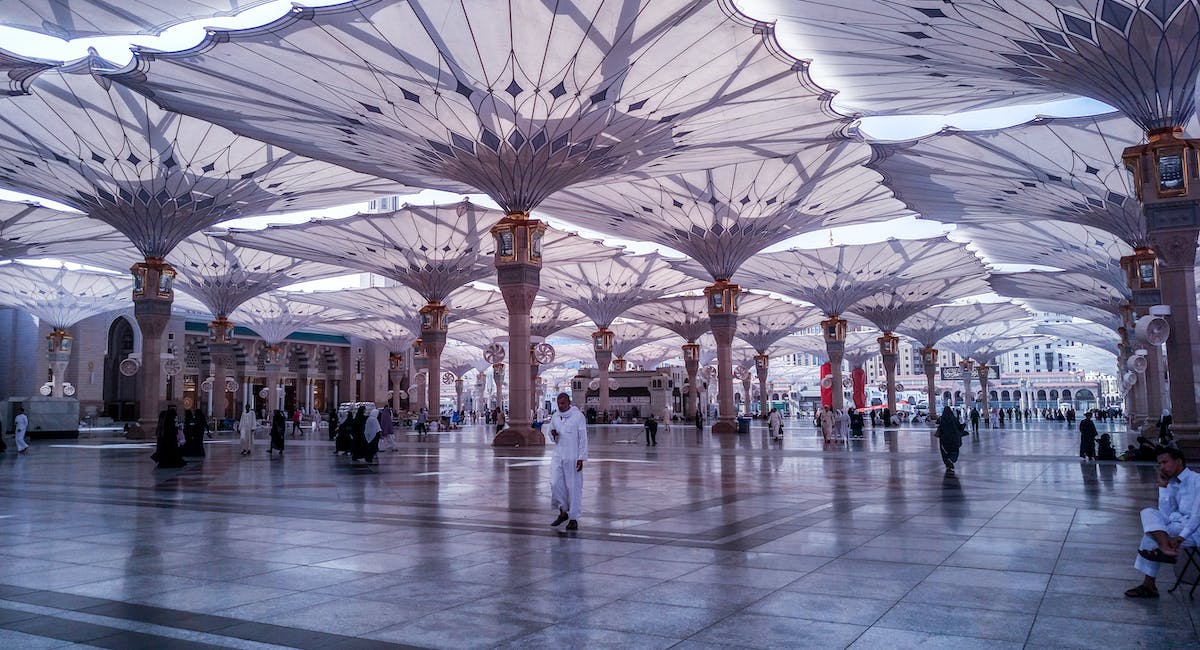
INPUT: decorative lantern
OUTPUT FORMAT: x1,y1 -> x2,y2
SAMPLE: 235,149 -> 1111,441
821,316 -> 847,343
704,279 -> 740,315
877,332 -> 899,355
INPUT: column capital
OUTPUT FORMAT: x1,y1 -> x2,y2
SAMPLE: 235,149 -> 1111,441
491,212 -> 546,269
591,327 -> 614,353
703,279 -> 740,316
1124,127 -> 1200,204
46,328 -> 72,353
208,316 -> 235,347
1148,227 -> 1200,269
877,331 -> 900,356
821,316 -> 847,344
130,256 -> 176,306
419,301 -> 449,334
920,346 -> 939,366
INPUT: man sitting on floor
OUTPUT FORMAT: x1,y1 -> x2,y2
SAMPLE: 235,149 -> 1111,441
1126,447 -> 1200,598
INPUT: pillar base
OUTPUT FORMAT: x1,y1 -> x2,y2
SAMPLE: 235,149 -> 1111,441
712,418 -> 737,434
492,426 -> 546,447
1171,424 -> 1200,459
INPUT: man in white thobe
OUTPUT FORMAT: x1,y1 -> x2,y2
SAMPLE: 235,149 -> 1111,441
767,408 -> 784,439
238,405 -> 256,456
1125,447 -> 1200,598
549,392 -> 588,530
14,407 -> 28,454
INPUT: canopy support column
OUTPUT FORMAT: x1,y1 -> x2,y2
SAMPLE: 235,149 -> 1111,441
706,280 -> 740,434
492,211 -> 545,446
129,257 -> 175,439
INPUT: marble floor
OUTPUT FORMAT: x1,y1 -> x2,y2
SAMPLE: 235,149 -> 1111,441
0,417 -> 1196,649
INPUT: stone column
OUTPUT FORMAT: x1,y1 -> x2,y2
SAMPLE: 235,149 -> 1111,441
1124,127 -> 1200,449
739,370 -> 752,416
129,257 -> 175,436
492,212 -> 545,446
264,344 -> 286,414
1130,351 -> 1150,426
388,352 -> 403,413
46,328 -> 72,397
207,316 -> 236,422
1121,251 -> 1164,428
977,363 -> 991,415
821,316 -> 847,412
754,353 -> 769,417
591,328 -> 614,419
419,301 -> 448,416
475,372 -> 486,412
1149,231 -> 1198,419
878,332 -> 900,414
411,339 -> 427,411
921,346 -> 938,423
683,342 -> 700,420
415,368 -> 428,413
529,357 -> 540,413
705,280 -> 740,434
492,362 -> 506,410
455,378 -> 464,413
959,359 -> 974,413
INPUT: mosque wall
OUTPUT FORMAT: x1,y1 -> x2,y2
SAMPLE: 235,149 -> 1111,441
0,307 -> 39,403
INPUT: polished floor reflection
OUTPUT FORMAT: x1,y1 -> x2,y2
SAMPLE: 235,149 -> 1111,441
0,417 -> 1196,649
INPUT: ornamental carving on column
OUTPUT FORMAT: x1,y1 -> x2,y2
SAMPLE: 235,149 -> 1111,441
1149,230 -> 1198,269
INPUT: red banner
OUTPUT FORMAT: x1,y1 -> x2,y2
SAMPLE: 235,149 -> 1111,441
852,368 -> 866,409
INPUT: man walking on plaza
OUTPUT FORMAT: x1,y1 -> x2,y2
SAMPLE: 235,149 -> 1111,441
549,392 -> 588,531
1125,448 -> 1200,598
14,407 -> 28,454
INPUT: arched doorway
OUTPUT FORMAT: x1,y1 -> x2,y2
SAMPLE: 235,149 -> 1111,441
104,317 -> 138,421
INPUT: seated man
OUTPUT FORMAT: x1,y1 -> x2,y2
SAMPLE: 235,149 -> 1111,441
1126,447 -> 1200,598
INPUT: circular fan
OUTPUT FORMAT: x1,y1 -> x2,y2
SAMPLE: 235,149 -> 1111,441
532,342 -> 556,364
820,375 -> 833,389
38,383 -> 52,396
588,378 -> 600,390
224,377 -> 238,393
259,387 -> 269,399
200,377 -> 214,393
163,358 -> 182,376
119,357 -> 140,377
397,390 -> 409,400
442,371 -> 456,385
63,383 -> 75,397
483,343 -> 506,364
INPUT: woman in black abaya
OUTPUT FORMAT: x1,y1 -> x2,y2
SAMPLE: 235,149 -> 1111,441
269,410 -> 287,455
151,406 -> 186,468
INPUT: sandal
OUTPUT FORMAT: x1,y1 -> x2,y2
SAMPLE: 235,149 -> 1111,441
1138,548 -> 1178,564
1124,584 -> 1159,598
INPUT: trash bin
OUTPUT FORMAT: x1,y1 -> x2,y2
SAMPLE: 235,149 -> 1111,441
737,417 -> 750,434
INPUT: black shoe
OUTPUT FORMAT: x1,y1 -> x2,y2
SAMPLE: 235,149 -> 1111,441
566,520 -> 578,530
551,512 -> 569,526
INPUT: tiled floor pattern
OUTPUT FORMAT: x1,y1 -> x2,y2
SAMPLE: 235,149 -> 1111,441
0,418 -> 1196,648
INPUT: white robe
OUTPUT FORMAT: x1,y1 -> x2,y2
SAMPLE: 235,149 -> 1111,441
14,413 -> 28,452
549,405 -> 588,519
238,410 -> 256,452
767,411 -> 783,437
1135,468 -> 1200,577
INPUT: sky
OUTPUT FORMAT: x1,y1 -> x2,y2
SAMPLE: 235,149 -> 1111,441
0,0 -> 1116,292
